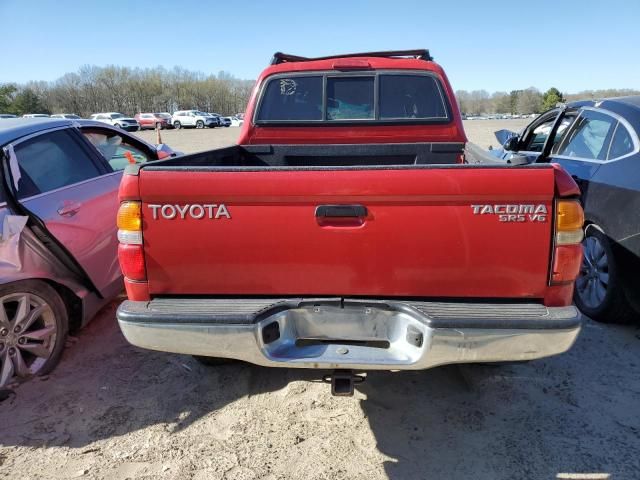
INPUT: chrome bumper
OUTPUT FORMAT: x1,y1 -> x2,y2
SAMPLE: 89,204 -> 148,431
117,298 -> 581,370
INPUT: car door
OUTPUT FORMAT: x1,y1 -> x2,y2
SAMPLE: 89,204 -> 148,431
547,109 -> 618,195
10,127 -> 123,298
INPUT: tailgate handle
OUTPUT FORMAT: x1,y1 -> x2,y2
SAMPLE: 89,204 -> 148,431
315,205 -> 367,218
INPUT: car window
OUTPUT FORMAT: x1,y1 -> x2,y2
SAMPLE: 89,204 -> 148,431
327,77 -> 374,120
607,123 -> 634,159
257,76 -> 323,121
522,117 -> 556,152
557,110 -> 617,160
379,74 -> 447,119
13,130 -> 102,199
82,130 -> 151,171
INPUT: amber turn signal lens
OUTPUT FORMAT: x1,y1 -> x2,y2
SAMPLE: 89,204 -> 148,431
556,200 -> 584,232
117,201 -> 142,231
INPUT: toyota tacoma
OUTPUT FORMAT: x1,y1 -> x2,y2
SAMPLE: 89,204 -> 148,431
115,50 -> 584,395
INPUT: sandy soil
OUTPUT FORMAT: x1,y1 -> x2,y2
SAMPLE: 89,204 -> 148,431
1,120 -> 639,480
1,301 -> 638,480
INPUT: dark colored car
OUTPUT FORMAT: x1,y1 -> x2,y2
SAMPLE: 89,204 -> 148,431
135,113 -> 171,130
0,118 -> 176,387
492,97 -> 640,323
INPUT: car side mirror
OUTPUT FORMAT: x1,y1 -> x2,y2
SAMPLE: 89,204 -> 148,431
504,136 -> 520,151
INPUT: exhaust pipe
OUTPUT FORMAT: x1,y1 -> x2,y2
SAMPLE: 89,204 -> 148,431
323,370 -> 365,396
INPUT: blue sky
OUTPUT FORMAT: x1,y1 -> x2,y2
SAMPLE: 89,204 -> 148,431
1,0 -> 638,93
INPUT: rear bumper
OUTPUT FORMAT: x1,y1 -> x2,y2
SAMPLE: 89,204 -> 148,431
117,298 -> 581,370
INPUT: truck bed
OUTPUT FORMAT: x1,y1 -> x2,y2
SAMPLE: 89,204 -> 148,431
151,142 -> 465,168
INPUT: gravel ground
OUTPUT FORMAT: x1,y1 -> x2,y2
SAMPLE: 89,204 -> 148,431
1,119 -> 639,480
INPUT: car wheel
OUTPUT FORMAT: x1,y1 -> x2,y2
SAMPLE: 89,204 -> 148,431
114,123 -> 122,129
173,121 -> 181,130
574,228 -> 636,324
193,355 -> 234,366
196,120 -> 204,129
0,280 -> 68,388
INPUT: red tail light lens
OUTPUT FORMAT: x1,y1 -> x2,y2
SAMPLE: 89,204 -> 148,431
551,244 -> 582,284
118,244 -> 147,281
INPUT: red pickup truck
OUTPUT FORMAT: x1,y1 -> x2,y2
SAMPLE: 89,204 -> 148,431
115,50 -> 583,395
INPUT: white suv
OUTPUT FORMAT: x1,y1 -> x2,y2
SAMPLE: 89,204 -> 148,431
171,110 -> 217,129
90,112 -> 140,132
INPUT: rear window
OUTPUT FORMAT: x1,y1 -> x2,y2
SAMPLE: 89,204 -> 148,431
257,76 -> 323,121
256,72 -> 449,123
327,77 -> 374,120
379,75 -> 446,119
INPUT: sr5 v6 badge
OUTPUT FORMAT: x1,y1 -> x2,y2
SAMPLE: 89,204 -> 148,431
148,204 -> 231,220
471,204 -> 547,223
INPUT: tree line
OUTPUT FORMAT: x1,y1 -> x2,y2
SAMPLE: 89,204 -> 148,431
456,87 -> 640,116
0,65 -> 255,117
1,66 -> 638,118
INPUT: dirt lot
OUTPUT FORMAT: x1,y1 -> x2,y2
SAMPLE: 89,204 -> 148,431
133,119 -> 533,155
1,120 -> 639,480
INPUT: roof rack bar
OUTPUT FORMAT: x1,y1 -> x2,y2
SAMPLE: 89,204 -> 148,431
270,49 -> 433,65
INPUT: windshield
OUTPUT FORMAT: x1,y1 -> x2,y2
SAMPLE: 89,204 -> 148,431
65,114 -> 80,119
110,113 -> 125,119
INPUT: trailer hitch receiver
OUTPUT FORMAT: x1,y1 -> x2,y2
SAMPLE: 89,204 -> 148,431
323,370 -> 365,396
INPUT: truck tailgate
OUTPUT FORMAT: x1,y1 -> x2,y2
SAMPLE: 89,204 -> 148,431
138,166 -> 555,299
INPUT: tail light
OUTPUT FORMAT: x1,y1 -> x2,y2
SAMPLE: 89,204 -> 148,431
118,244 -> 146,281
117,201 -> 146,281
551,200 -> 584,284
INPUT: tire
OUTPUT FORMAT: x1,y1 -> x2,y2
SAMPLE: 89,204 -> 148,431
0,280 -> 68,387
173,121 -> 181,130
196,120 -> 204,129
574,228 -> 636,324
193,355 -> 234,366
114,123 -> 122,129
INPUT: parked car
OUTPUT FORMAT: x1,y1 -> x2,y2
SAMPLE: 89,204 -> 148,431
230,116 -> 244,127
115,50 -> 583,396
135,113 -> 170,130
0,117 -> 176,387
491,97 -> 640,323
89,113 -> 140,132
0,115 -> 17,119
50,114 -> 81,120
206,113 -> 222,127
22,114 -> 50,118
155,113 -> 174,128
219,116 -> 232,127
171,110 -> 217,129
